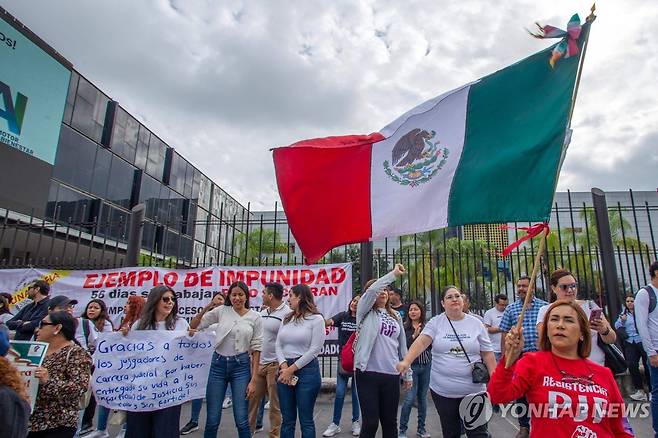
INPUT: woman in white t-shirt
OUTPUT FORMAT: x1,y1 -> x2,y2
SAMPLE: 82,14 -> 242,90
125,285 -> 189,438
398,286 -> 495,438
536,268 -> 616,366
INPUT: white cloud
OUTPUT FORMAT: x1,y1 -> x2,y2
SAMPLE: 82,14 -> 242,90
3,0 -> 658,211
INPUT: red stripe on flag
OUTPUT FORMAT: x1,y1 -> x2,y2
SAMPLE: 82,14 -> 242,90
273,134 -> 383,263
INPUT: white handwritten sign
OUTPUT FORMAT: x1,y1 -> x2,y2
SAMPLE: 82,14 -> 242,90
91,331 -> 215,412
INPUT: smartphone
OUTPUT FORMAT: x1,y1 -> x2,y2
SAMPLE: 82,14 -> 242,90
290,376 -> 299,386
589,308 -> 602,323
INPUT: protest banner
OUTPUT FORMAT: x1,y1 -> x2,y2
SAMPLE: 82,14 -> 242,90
7,340 -> 49,409
0,263 -> 352,354
92,330 -> 215,412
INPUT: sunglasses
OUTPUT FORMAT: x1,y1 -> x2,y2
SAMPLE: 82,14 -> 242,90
557,283 -> 578,291
39,321 -> 57,328
161,296 -> 176,303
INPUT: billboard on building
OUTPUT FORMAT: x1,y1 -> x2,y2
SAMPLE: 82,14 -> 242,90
0,14 -> 70,165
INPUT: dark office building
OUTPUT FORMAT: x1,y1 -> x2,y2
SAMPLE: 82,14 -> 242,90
0,7 -> 248,266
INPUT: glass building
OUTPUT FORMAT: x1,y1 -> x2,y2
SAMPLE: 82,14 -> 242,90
0,7 -> 249,266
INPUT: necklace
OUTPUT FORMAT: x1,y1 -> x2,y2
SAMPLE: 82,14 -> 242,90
550,353 -> 595,386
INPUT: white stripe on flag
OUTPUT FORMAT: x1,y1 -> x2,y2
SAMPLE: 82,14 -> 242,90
370,84 -> 471,239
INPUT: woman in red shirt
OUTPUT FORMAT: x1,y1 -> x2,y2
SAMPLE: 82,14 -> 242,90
488,300 -> 633,437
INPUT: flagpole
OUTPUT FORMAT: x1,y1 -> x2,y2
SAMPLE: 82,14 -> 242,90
568,3 -> 596,126
504,6 -> 596,368
505,229 -> 547,368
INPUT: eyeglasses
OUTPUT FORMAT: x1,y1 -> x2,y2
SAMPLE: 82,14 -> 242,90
557,283 -> 578,291
161,296 -> 176,303
39,321 -> 56,328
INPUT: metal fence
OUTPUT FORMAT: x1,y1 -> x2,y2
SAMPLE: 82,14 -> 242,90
2,190 -> 657,317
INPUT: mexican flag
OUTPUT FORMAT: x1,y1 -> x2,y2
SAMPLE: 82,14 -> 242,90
273,18 -> 590,263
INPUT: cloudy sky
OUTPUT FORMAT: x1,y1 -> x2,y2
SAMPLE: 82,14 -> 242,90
3,0 -> 657,210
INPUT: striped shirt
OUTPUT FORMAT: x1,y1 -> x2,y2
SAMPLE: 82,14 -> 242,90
405,323 -> 432,365
498,296 -> 548,353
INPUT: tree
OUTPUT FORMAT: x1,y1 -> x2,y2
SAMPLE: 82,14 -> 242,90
235,229 -> 289,265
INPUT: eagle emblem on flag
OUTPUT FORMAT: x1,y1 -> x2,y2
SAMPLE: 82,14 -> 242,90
383,128 -> 449,187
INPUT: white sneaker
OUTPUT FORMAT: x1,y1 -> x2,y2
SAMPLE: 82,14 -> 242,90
630,390 -> 648,401
222,397 -> 233,409
86,432 -> 109,438
417,431 -> 431,438
264,400 -> 270,410
352,421 -> 361,436
323,423 -> 341,437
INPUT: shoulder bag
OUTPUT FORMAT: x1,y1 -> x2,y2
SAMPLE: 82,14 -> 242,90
447,316 -> 490,384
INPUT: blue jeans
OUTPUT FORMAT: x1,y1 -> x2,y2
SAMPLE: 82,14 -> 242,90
277,358 -> 321,438
190,399 -> 203,424
97,405 -> 110,431
399,362 -> 431,434
650,363 -> 658,437
204,352 -> 252,438
333,369 -> 359,424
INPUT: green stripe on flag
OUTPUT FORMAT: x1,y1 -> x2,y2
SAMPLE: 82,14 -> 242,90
447,23 -> 588,226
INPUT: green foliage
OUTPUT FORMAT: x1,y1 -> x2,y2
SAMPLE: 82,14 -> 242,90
235,229 -> 289,265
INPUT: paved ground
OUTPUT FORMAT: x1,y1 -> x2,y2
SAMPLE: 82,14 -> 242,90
102,392 -> 653,437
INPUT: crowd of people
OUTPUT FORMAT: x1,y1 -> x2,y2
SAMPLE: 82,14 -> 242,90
1,260 -> 658,438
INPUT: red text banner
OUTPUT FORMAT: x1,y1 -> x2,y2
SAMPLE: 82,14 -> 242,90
0,264 -> 352,350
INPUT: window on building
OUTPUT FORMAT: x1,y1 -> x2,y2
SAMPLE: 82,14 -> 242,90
157,186 -> 171,223
111,107 -> 139,164
53,125 -> 98,193
90,146 -> 111,198
45,182 -> 59,220
107,156 -> 136,209
198,175 -> 211,210
191,170 -> 201,201
63,72 -> 79,125
51,184 -> 97,225
183,201 -> 196,236
182,163 -> 194,198
179,236 -> 193,263
146,136 -> 167,180
207,220 -> 219,249
168,190 -> 185,228
169,152 -> 187,195
134,125 -> 150,171
193,241 -> 205,264
97,203 -> 130,243
71,77 -> 109,143
139,174 -> 162,220
164,229 -> 180,258
195,208 -> 208,243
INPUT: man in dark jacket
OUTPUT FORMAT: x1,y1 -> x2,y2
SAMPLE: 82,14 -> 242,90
6,280 -> 50,340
